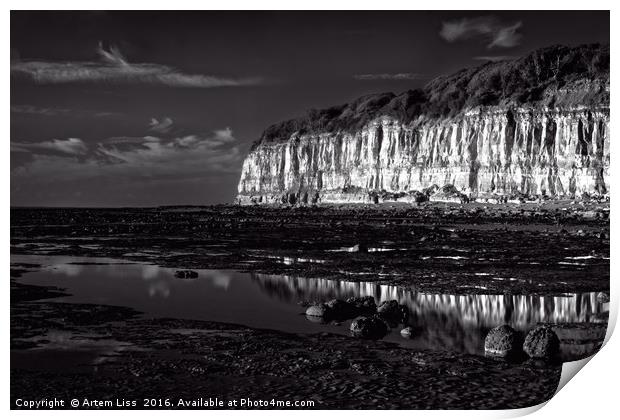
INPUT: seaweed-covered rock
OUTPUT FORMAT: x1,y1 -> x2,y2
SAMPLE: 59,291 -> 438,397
305,299 -> 361,321
324,299 -> 356,319
484,325 -> 523,357
346,296 -> 377,314
377,300 -> 408,322
350,316 -> 389,339
523,327 -> 560,359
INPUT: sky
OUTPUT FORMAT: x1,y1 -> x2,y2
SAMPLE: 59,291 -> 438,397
10,11 -> 609,207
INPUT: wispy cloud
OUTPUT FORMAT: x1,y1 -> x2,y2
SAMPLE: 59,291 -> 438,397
213,127 -> 235,143
149,117 -> 174,134
439,16 -> 522,49
11,43 -> 262,88
353,73 -> 423,81
11,138 -> 88,156
97,43 -> 130,66
11,104 -> 121,118
11,119 -> 244,185
92,131 -> 242,171
11,105 -> 73,117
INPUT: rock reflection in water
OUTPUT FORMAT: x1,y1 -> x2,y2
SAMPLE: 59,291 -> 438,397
13,255 -> 605,357
252,273 -> 604,354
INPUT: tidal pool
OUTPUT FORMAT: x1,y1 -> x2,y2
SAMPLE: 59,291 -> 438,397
11,255 -> 606,358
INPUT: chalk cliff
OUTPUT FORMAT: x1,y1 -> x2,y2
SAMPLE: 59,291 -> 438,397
237,44 -> 610,204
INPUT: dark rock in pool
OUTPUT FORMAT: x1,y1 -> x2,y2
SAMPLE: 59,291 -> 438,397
305,299 -> 359,321
484,325 -> 523,358
377,300 -> 409,322
596,291 -> 610,303
174,270 -> 198,279
346,296 -> 377,314
350,316 -> 389,339
523,326 -> 560,359
324,299 -> 356,319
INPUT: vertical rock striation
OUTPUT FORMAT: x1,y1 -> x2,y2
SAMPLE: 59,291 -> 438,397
237,44 -> 610,204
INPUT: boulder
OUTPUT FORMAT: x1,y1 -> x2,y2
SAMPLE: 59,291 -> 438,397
350,316 -> 389,339
429,184 -> 469,204
324,299 -> 356,319
423,184 -> 440,197
377,300 -> 409,322
484,325 -> 523,358
596,291 -> 610,303
377,300 -> 399,317
346,296 -> 377,314
305,304 -> 330,319
174,270 -> 198,279
400,327 -> 414,338
523,326 -> 560,359
305,313 -> 327,323
413,191 -> 428,204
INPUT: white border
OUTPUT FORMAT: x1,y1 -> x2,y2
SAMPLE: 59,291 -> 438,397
4,2 -> 617,419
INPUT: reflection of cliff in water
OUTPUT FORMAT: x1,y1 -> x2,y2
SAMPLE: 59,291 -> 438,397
251,273 -> 604,354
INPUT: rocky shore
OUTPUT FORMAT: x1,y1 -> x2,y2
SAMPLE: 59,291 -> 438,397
10,201 -> 609,294
10,201 -> 609,409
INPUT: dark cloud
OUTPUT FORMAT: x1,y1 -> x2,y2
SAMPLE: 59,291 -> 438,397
11,43 -> 263,88
353,73 -> 423,81
440,16 -> 522,48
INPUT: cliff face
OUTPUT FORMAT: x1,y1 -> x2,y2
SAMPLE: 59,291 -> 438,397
237,44 -> 610,205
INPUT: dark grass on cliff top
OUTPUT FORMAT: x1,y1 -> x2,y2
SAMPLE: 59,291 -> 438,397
255,43 -> 609,149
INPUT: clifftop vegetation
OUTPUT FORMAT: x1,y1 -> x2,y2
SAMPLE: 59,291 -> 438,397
257,43 -> 609,147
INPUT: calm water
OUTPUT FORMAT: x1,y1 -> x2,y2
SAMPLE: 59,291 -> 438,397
12,255 -> 605,356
